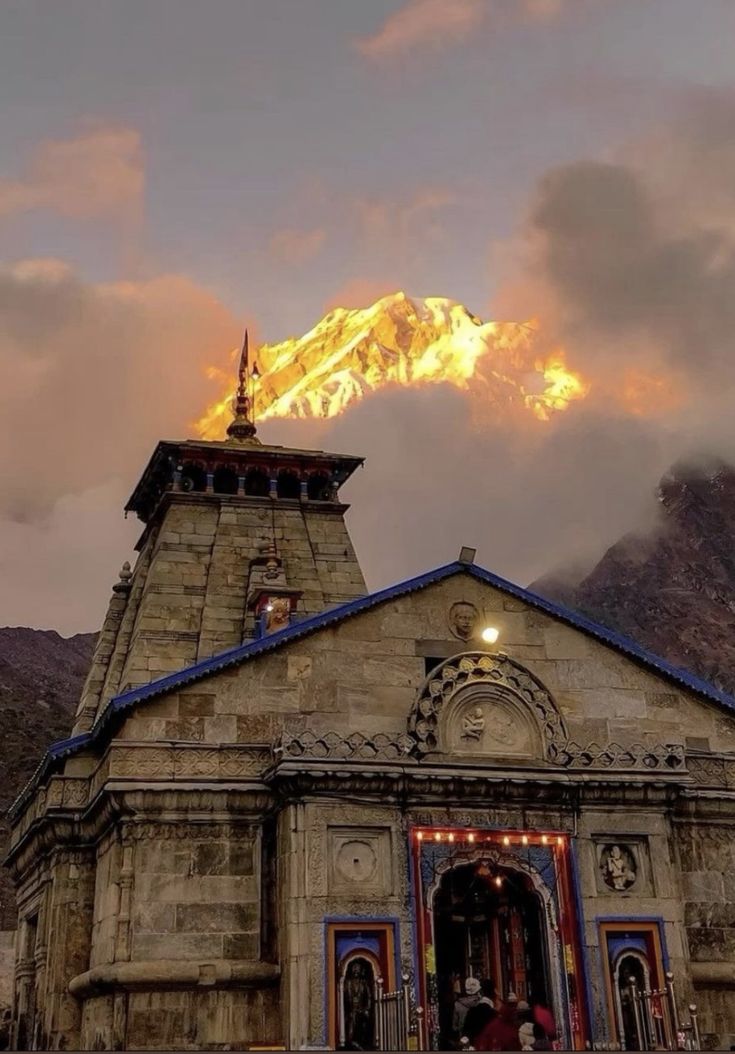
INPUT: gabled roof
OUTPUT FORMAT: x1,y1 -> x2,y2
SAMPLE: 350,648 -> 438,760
9,559 -> 735,821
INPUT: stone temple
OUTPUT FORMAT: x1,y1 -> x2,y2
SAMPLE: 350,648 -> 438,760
6,345 -> 735,1051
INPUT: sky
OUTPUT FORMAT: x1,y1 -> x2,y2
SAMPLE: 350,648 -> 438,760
2,0 -> 735,634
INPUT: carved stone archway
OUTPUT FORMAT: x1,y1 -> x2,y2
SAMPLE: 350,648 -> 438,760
407,652 -> 567,759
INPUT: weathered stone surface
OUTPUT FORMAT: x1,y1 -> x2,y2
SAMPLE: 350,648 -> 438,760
8,485 -> 735,1050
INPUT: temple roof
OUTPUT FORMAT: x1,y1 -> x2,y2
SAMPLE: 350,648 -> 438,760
125,438 -> 364,520
10,557 -> 735,821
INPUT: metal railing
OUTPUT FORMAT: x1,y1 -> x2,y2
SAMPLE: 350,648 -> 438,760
624,972 -> 701,1051
374,975 -> 426,1051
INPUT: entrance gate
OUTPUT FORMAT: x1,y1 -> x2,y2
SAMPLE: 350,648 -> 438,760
411,826 -> 588,1050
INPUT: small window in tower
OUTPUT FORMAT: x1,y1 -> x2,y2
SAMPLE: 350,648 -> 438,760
276,470 -> 301,499
180,462 -> 207,492
307,472 -> 332,501
213,465 -> 238,495
244,467 -> 269,497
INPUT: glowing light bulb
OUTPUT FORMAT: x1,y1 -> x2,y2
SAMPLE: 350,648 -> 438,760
556,836 -> 564,846
434,832 -> 442,842
481,626 -> 500,644
541,835 -> 548,845
417,831 -> 424,841
503,835 -> 510,846
448,833 -> 455,843
494,876 -> 503,888
522,835 -> 529,846
468,833 -> 475,843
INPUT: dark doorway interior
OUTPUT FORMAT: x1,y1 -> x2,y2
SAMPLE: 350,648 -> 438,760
616,953 -> 648,1051
433,863 -> 550,1048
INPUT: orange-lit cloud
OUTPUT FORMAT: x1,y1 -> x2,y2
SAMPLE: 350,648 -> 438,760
0,259 -> 238,523
355,0 -> 577,60
355,0 -> 485,60
355,186 -> 457,248
0,124 -> 143,221
323,277 -> 401,313
269,226 -> 326,266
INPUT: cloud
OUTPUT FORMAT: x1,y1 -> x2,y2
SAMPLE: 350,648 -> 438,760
261,90 -> 735,597
268,226 -> 326,266
0,480 -> 139,634
323,277 -> 401,313
494,104 -> 735,421
355,0 -> 486,60
354,0 -> 577,61
0,259 -> 239,528
354,186 -> 458,250
0,124 -> 144,221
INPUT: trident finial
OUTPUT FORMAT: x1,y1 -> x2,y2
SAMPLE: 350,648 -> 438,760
227,328 -> 259,443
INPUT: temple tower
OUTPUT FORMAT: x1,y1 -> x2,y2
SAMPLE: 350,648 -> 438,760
73,334 -> 366,733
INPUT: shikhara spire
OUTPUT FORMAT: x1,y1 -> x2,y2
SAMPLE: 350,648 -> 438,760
226,328 -> 259,442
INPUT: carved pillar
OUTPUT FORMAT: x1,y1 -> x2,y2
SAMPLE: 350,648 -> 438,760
111,829 -> 134,1050
32,876 -> 51,1050
12,917 -> 37,1053
43,847 -> 96,1051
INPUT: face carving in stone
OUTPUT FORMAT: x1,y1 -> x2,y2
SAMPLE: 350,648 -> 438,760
448,601 -> 480,642
601,843 -> 637,891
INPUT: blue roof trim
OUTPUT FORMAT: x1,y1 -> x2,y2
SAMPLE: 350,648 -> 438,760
9,559 -> 735,822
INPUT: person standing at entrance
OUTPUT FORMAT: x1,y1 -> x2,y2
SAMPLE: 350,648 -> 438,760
462,999 -> 497,1049
453,977 -> 482,1040
473,996 -> 522,1051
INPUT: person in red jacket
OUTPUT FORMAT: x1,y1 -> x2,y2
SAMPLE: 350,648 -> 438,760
474,997 -> 522,1051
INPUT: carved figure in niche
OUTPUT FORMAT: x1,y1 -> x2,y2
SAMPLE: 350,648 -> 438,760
461,706 -> 485,741
449,601 -> 480,642
264,597 -> 291,633
343,958 -> 375,1050
601,844 -> 637,891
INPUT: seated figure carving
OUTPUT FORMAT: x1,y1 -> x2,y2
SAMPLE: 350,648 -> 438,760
448,694 -> 539,759
461,706 -> 485,741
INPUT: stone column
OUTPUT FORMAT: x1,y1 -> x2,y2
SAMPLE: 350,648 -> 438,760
43,847 -> 95,1051
280,802 -> 311,1050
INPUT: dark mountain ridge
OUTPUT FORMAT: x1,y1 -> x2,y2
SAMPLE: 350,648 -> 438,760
0,627 -> 95,928
533,458 -> 735,697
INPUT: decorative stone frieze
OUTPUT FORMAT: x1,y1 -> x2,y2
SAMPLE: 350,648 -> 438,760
407,651 -> 567,758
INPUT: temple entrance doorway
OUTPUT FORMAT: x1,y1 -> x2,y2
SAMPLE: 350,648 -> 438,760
433,862 -> 551,1048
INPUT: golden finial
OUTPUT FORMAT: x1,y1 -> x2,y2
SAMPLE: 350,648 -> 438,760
227,329 -> 260,443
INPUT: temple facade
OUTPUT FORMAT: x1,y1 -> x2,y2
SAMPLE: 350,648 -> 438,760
6,355 -> 735,1051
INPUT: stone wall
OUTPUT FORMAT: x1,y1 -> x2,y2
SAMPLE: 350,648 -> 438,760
280,801 -> 412,1048
10,567 -> 735,1049
675,818 -> 735,1048
116,574 -> 735,756
131,823 -> 260,962
79,494 -> 366,727
0,928 -> 14,1014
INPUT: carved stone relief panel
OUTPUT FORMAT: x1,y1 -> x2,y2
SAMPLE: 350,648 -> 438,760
444,684 -> 541,759
327,826 -> 393,896
408,652 -> 566,760
448,601 -> 481,642
594,839 -> 651,896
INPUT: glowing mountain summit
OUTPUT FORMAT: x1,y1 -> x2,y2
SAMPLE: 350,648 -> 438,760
196,292 -> 586,438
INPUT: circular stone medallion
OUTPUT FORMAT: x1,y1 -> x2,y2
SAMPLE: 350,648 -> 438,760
335,840 -> 378,884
